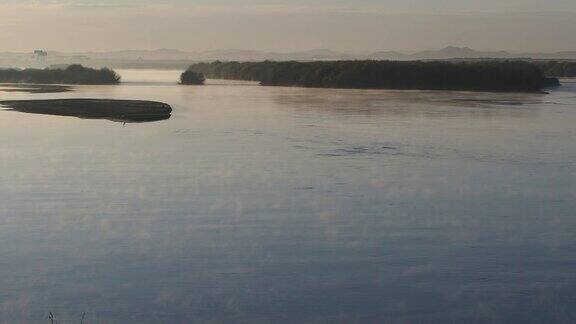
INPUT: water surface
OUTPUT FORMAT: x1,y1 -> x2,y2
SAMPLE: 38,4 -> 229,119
0,72 -> 575,323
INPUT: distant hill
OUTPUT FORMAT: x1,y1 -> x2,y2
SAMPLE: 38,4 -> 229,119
72,47 -> 576,61
1,47 -> 575,69
370,46 -> 576,60
410,46 -> 511,59
63,46 -> 574,61
42,48 -> 355,61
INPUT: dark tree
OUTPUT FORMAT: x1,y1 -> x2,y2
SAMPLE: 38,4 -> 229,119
183,60 -> 559,92
536,61 -> 576,78
180,70 -> 205,85
0,65 -> 120,85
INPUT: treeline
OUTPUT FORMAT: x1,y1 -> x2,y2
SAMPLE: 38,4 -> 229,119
0,65 -> 120,84
184,60 -> 559,92
537,61 -> 576,78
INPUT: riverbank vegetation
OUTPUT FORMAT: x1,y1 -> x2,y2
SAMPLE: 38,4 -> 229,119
538,61 -> 576,78
180,70 -> 205,85
0,65 -> 120,85
184,60 -> 559,92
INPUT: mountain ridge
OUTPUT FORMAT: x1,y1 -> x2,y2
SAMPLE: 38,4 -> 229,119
1,47 -> 575,69
20,46 -> 576,61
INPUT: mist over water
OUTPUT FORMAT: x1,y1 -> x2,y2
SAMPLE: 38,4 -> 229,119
0,71 -> 575,323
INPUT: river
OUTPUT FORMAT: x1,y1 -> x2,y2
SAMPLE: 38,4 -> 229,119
0,70 -> 575,323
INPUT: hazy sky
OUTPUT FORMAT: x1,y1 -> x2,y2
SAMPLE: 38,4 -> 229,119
0,0 -> 575,52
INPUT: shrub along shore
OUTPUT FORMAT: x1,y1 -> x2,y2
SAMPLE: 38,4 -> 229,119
180,70 -> 206,85
183,60 -> 560,92
0,65 -> 120,85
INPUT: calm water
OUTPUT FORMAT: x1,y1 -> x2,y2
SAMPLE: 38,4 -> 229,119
0,71 -> 575,323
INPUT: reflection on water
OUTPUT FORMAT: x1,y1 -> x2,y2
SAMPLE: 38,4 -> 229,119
0,71 -> 575,323
272,87 -> 545,119
0,84 -> 74,93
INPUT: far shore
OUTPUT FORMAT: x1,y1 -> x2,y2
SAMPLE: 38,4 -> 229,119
0,65 -> 120,85
183,60 -> 560,93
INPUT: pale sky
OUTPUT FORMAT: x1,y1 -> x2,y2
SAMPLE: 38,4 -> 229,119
0,0 -> 575,53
